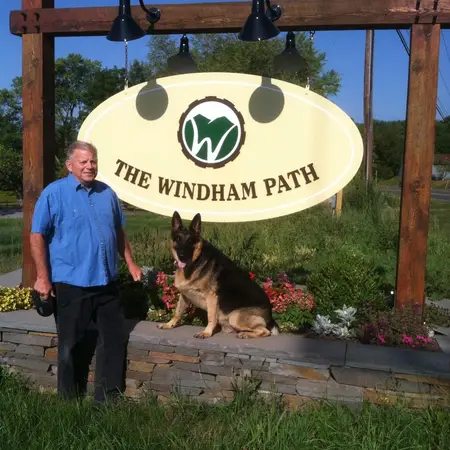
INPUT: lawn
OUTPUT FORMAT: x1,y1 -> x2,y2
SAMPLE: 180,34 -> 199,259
1,368 -> 449,450
0,218 -> 22,274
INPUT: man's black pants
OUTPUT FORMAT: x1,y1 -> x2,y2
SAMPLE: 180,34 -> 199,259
53,281 -> 126,404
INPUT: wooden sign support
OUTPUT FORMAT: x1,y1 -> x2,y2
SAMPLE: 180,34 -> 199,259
10,0 -> 449,318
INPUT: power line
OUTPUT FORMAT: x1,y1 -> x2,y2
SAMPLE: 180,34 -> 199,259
395,29 -> 446,120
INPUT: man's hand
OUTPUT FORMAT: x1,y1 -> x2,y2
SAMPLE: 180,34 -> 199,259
33,277 -> 54,300
128,262 -> 143,282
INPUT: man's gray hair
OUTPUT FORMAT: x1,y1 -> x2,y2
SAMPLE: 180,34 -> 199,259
65,140 -> 98,161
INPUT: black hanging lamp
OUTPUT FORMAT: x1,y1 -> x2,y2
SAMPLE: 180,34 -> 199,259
273,31 -> 305,72
238,0 -> 282,42
107,0 -> 146,42
168,34 -> 197,74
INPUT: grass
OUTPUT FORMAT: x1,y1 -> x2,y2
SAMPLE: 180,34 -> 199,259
0,191 -> 20,208
0,218 -> 23,274
1,368 -> 449,450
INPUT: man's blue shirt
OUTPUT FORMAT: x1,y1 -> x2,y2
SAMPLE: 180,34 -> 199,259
31,173 -> 126,287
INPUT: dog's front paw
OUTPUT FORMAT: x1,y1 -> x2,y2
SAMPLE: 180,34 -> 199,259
194,331 -> 212,339
157,322 -> 175,330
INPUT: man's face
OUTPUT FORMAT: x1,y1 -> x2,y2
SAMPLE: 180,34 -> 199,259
66,149 -> 98,186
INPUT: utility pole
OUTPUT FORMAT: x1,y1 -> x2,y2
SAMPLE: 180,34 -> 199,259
364,29 -> 374,187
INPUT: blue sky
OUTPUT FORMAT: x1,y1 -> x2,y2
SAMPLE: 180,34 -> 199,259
2,0 -> 450,123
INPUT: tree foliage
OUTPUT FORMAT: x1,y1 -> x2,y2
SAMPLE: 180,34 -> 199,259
0,144 -> 22,196
146,33 -> 341,98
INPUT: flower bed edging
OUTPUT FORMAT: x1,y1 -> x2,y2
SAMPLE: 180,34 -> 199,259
1,310 -> 449,409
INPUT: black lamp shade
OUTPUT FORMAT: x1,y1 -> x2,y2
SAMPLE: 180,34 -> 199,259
239,0 -> 280,42
273,31 -> 305,72
107,0 -> 145,42
168,34 -> 197,74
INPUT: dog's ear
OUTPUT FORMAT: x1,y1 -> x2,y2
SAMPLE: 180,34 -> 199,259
172,211 -> 183,233
189,213 -> 201,236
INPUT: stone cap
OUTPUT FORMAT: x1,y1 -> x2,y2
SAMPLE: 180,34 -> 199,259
1,310 -> 449,379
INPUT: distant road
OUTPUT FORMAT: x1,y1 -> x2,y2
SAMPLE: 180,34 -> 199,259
379,185 -> 450,204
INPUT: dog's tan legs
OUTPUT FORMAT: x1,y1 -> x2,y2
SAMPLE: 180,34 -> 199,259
157,294 -> 189,329
236,327 -> 271,339
229,311 -> 272,339
194,295 -> 218,339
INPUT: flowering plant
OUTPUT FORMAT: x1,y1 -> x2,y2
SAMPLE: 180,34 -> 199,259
311,305 -> 358,339
259,273 -> 315,314
359,303 -> 437,350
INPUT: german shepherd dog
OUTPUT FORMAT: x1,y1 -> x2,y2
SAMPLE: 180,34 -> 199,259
157,211 -> 279,339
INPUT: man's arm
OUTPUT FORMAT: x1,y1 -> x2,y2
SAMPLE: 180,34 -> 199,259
117,227 -> 142,281
29,190 -> 55,298
30,233 -> 54,298
30,233 -> 50,280
117,226 -> 133,265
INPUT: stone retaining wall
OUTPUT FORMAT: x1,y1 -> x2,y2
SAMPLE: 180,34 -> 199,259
1,310 -> 450,409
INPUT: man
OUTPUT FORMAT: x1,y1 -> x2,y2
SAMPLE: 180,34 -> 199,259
30,140 -> 142,404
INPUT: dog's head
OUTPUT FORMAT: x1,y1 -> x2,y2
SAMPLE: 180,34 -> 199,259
171,211 -> 202,269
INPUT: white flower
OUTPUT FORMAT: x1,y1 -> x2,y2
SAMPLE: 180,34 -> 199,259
335,305 -> 357,327
332,325 -> 354,339
312,314 -> 335,335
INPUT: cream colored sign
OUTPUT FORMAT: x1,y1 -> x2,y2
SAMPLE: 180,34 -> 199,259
78,72 -> 363,222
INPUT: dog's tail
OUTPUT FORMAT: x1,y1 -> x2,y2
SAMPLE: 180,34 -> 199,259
268,318 -> 280,336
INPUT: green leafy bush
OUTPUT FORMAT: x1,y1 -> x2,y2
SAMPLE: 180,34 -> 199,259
305,250 -> 387,318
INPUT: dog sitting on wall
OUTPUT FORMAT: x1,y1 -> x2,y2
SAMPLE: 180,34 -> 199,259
157,211 -> 279,339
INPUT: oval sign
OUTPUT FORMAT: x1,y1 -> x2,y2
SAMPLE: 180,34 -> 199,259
78,72 -> 363,222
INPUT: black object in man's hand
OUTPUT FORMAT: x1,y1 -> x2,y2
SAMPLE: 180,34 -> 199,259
31,290 -> 55,317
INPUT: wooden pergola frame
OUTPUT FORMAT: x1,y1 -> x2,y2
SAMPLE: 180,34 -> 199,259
10,0 -> 450,315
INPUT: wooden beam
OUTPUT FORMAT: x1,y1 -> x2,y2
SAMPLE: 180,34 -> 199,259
22,0 -> 55,288
363,29 -> 374,186
10,0 -> 450,36
395,23 -> 440,316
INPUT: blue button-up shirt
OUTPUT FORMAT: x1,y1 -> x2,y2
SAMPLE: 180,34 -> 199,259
31,173 -> 126,287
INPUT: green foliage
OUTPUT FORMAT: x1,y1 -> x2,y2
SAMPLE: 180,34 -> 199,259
146,33 -> 341,98
424,303 -> 450,327
306,249 -> 386,318
0,145 -> 22,196
435,116 -> 450,155
273,305 -> 314,332
0,218 -> 23,275
0,83 -> 22,152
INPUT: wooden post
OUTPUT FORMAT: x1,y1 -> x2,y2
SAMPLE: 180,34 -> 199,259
336,190 -> 343,217
395,24 -> 440,315
22,0 -> 55,288
363,29 -> 374,186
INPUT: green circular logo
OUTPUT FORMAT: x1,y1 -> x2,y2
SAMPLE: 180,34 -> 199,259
178,96 -> 246,168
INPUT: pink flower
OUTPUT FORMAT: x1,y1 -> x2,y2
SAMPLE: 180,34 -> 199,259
377,333 -> 386,345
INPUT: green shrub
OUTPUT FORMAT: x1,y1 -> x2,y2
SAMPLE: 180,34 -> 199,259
305,249 -> 387,318
0,191 -> 19,206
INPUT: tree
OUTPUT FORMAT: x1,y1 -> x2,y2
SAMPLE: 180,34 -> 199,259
372,120 -> 405,180
0,144 -> 22,196
0,78 -> 22,153
144,33 -> 341,98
